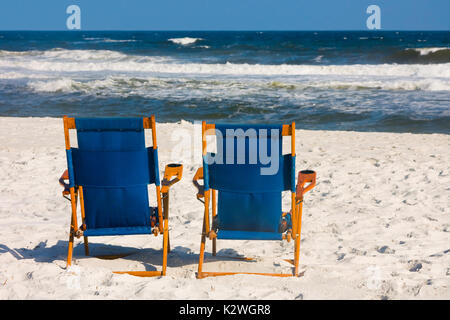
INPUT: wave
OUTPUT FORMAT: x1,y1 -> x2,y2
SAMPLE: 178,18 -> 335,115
313,55 -> 323,63
0,71 -> 50,80
28,77 -> 175,94
26,75 -> 450,95
307,79 -> 450,91
411,47 -> 449,55
83,37 -> 138,43
1,49 -> 449,77
1,49 -> 449,93
2,49 -> 450,77
168,37 -> 203,45
3,59 -> 449,78
28,78 -> 76,92
270,80 -> 434,91
390,47 -> 450,64
0,48 -> 128,60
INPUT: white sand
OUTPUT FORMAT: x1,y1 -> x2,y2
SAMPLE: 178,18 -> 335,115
0,117 -> 448,299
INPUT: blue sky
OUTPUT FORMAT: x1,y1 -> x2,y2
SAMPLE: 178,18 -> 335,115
0,0 -> 449,30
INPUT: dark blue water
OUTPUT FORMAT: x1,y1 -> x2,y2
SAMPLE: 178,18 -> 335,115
0,31 -> 449,133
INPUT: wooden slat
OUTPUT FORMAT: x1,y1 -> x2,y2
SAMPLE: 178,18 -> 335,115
282,124 -> 292,136
65,117 -> 76,129
204,123 -> 216,135
150,115 -> 157,149
291,121 -> 296,156
143,117 -> 151,129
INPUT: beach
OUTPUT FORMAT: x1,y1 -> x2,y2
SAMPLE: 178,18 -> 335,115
0,117 -> 448,299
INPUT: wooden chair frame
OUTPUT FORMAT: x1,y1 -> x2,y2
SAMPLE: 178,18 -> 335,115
193,121 -> 316,279
61,115 -> 182,277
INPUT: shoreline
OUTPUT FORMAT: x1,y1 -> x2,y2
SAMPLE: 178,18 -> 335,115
1,116 -> 449,136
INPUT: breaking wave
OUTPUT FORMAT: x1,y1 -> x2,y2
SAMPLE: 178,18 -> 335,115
390,47 -> 450,64
1,48 -> 449,79
26,75 -> 450,95
168,37 -> 203,45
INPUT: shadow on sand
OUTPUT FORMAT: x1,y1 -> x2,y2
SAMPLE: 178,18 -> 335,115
0,241 -> 253,272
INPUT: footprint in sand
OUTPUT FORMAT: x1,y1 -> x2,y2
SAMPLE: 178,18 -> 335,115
376,246 -> 395,254
408,261 -> 423,272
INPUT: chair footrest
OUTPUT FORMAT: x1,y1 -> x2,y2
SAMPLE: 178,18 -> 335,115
198,271 -> 297,278
113,270 -> 163,277
217,230 -> 283,240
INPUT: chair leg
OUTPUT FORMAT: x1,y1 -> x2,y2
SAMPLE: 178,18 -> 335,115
162,192 -> 171,254
113,225 -> 167,277
198,234 -> 206,278
197,212 -> 207,278
294,201 -> 304,276
162,216 -> 169,276
162,230 -> 171,254
83,236 -> 89,256
212,238 -> 216,256
78,187 -> 89,256
211,189 -> 216,256
67,227 -> 74,267
197,190 -> 210,278
167,230 -> 171,254
294,236 -> 300,276
67,187 -> 79,268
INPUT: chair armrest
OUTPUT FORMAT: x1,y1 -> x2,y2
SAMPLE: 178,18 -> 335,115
296,170 -> 316,202
59,169 -> 70,196
161,163 -> 183,194
192,167 -> 205,200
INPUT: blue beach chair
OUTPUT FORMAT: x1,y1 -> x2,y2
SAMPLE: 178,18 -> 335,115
193,122 -> 316,278
59,116 -> 182,277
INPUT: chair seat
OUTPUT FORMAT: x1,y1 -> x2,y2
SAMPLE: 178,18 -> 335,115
217,230 -> 283,241
83,226 -> 153,237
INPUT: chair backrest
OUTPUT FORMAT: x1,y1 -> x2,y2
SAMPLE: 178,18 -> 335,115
203,123 -> 295,233
65,117 -> 160,231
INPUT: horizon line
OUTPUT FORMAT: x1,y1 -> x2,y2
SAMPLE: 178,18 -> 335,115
0,29 -> 449,32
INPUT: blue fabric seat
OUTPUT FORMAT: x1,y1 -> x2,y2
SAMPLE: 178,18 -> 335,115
203,124 -> 295,240
66,118 -> 160,237
62,116 -> 181,276
216,230 -> 283,241
83,226 -> 153,237
195,121 -> 316,278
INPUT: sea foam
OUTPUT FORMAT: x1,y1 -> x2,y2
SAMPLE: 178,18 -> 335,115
411,47 -> 450,56
168,37 -> 203,45
1,49 -> 449,93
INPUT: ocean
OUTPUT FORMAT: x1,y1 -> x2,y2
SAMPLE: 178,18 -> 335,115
0,31 -> 449,133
